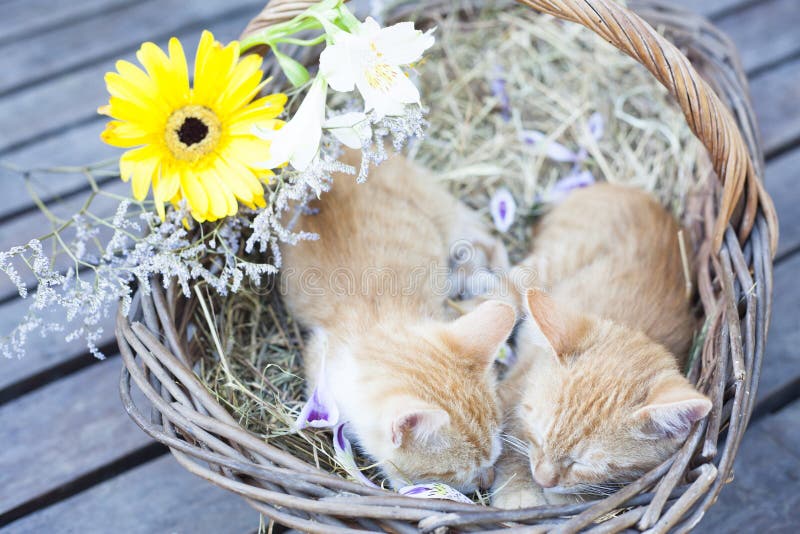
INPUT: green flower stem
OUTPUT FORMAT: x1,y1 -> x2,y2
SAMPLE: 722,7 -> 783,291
239,16 -> 323,53
273,34 -> 327,47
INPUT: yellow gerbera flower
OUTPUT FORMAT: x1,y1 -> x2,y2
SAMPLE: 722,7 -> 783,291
99,31 -> 287,222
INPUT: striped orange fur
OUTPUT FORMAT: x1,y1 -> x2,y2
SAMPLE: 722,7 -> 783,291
282,148 -> 514,491
492,184 -> 711,508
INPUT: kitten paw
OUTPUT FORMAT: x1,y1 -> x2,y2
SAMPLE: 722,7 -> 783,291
491,487 -> 547,509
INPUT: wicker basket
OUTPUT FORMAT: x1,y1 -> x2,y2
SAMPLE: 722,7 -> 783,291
117,0 -> 779,531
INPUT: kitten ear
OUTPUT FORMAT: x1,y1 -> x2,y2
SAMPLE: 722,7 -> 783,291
633,379 -> 712,440
445,300 -> 516,368
391,407 -> 450,448
524,289 -> 588,356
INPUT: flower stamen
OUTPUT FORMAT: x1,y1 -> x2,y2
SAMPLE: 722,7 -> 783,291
165,104 -> 222,162
364,63 -> 397,92
177,117 -> 209,146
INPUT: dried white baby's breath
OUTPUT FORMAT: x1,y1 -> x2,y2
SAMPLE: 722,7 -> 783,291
1,104 -> 425,360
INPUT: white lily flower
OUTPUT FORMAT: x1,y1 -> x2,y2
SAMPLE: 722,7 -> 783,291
256,76 -> 327,171
319,17 -> 434,119
323,111 -> 372,149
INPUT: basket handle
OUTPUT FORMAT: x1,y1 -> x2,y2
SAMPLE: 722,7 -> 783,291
241,0 -> 778,255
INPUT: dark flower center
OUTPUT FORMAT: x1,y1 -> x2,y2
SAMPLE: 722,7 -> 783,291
177,117 -> 209,146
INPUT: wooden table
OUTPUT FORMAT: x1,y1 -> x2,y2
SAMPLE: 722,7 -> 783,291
0,0 -> 798,532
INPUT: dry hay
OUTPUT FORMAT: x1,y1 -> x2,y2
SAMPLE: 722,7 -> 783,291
193,1 -> 708,496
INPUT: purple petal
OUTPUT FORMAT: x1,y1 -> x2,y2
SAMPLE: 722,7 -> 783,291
294,339 -> 339,430
588,112 -> 604,140
521,130 -> 579,162
333,422 -> 378,487
490,188 -> 517,233
490,67 -> 511,122
398,483 -> 473,504
545,170 -> 595,204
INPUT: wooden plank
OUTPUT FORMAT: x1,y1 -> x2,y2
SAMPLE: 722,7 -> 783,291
0,358 -> 152,515
0,0 -> 135,45
764,148 -> 800,259
0,8 -> 260,154
750,58 -> 800,156
0,0 -> 263,96
716,0 -> 800,74
3,455 -> 259,533
753,251 -> 800,407
0,295 -> 115,395
0,121 -> 117,221
0,178 -> 129,302
698,399 -> 800,531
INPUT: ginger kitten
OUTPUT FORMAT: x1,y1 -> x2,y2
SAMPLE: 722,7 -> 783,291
492,184 -> 711,507
282,148 -> 514,492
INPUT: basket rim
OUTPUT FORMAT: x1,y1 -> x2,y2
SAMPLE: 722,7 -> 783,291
116,1 -> 777,532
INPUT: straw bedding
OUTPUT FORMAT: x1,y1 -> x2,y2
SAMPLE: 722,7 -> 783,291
192,2 -> 708,496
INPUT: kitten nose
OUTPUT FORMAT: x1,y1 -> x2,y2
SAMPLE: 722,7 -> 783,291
478,467 -> 496,490
533,463 -> 559,488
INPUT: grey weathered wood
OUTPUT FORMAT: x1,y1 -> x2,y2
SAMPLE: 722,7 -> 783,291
0,0 -> 264,95
750,58 -> 800,155
0,286 -> 117,393
716,0 -> 800,74
753,252 -> 800,407
3,455 -> 259,533
764,148 -> 800,259
0,121 -> 117,220
0,0 -> 135,45
698,399 -> 800,531
0,12 -> 260,154
0,178 -> 129,302
0,358 -> 151,514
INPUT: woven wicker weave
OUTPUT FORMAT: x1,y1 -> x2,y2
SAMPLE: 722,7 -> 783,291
117,1 -> 779,531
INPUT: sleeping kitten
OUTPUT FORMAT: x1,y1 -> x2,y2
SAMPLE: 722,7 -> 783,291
491,183 -> 711,508
282,148 -> 514,492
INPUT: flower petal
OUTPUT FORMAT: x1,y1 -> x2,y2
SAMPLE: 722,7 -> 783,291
489,188 -> 516,233
521,131 -> 578,162
374,22 -> 435,66
180,172 -> 210,221
398,483 -> 473,504
119,145 -> 161,200
319,36 -> 361,93
295,332 -> 339,429
545,170 -> 596,204
356,67 -> 415,119
588,112 -> 604,140
256,77 -> 326,170
490,68 -> 510,122
324,112 -> 370,149
333,423 -> 378,487
100,120 -> 154,147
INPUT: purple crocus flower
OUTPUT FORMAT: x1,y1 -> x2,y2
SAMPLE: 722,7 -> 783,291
490,188 -> 517,233
398,482 -> 473,504
490,67 -> 511,122
294,334 -> 339,430
525,113 -> 604,204
545,169 -> 596,204
587,111 -> 605,139
520,130 -> 580,162
333,422 -> 378,487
